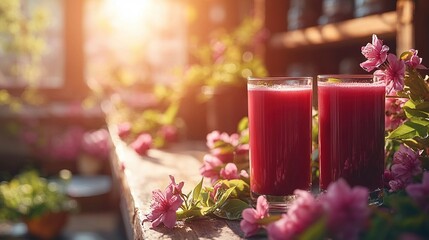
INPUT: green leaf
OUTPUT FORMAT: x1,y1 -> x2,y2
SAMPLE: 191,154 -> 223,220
191,178 -> 204,205
202,186 -> 236,215
403,100 -> 429,118
213,199 -> 249,220
176,208 -> 205,220
297,217 -> 327,240
218,179 -> 250,199
404,70 -> 429,101
237,117 -> 248,132
403,106 -> 429,118
388,118 -> 429,139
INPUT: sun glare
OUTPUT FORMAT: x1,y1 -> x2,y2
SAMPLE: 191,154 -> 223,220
103,0 -> 154,35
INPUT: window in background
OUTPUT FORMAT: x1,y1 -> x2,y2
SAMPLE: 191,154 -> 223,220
0,0 -> 64,89
85,0 -> 188,91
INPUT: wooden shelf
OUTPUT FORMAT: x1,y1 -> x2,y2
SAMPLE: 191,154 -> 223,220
270,11 -> 397,49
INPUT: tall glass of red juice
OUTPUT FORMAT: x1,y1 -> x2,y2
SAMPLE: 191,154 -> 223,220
248,77 -> 313,211
317,75 -> 385,204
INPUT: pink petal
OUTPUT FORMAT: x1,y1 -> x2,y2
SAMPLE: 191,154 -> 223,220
241,208 -> 258,223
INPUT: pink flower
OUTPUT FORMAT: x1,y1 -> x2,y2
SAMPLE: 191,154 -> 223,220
391,145 -> 421,183
81,128 -> 111,160
206,131 -> 238,149
229,133 -> 240,147
385,98 -> 406,131
389,179 -> 406,192
117,122 -> 131,139
406,172 -> 429,212
200,154 -> 224,182
130,133 -> 152,155
374,54 -> 405,93
210,181 -> 223,201
266,215 -> 294,240
145,189 -> 183,228
323,179 -> 370,240
404,49 -> 427,69
158,125 -> 178,143
145,176 -> 184,228
220,163 -> 241,180
287,190 -> 324,232
267,190 -> 324,240
48,127 -> 84,161
206,131 -> 229,149
240,195 -> 269,237
360,34 -> 390,72
240,170 -> 249,178
167,175 -> 184,196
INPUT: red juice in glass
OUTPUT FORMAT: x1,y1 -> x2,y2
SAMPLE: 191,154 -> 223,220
248,77 -> 312,210
317,75 -> 385,201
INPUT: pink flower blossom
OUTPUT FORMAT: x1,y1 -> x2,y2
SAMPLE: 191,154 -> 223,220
385,98 -> 406,131
167,175 -> 184,196
47,127 -> 84,161
206,131 -> 230,149
145,189 -> 183,228
391,145 -> 421,183
158,125 -> 178,142
145,176 -> 184,228
360,34 -> 390,72
389,179 -> 406,192
81,128 -> 111,160
210,181 -> 223,201
117,122 -> 131,139
267,190 -> 324,240
240,195 -> 269,237
240,170 -> 249,178
404,49 -> 427,69
130,133 -> 152,155
374,54 -> 405,93
220,163 -> 241,180
323,179 -> 370,240
266,215 -> 294,240
206,131 -> 238,149
406,172 -> 429,212
200,154 -> 224,182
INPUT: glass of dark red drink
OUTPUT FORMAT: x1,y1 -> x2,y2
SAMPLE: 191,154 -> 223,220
317,74 -> 385,205
247,76 -> 313,212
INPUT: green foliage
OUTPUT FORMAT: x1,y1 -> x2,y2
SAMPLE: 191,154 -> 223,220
0,170 -> 77,221
176,178 -> 250,221
363,191 -> 429,239
180,17 -> 267,93
0,0 -> 50,109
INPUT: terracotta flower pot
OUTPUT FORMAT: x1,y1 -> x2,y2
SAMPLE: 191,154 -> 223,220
25,212 -> 68,239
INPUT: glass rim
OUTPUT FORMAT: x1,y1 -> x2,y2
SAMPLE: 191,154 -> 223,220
317,74 -> 374,79
248,76 -> 313,81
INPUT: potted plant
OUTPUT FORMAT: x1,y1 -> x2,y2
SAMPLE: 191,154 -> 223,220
183,18 -> 268,134
0,170 -> 77,239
